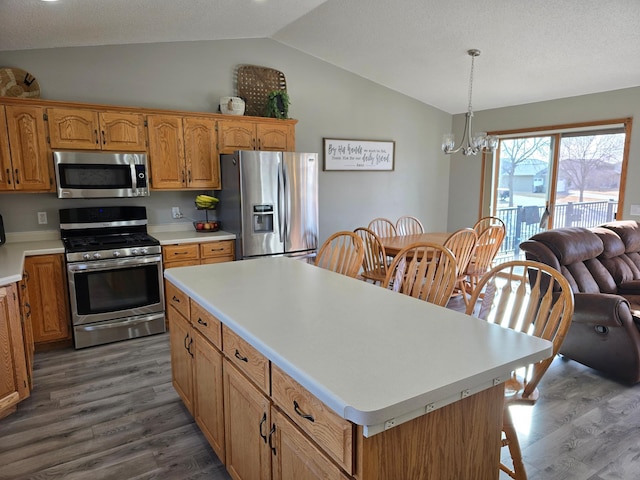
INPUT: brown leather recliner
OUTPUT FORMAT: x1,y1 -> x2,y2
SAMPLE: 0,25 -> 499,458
520,221 -> 640,384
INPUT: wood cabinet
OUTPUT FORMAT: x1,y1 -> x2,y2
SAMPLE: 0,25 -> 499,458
23,254 -> 72,348
163,239 -> 235,269
0,283 -> 30,419
0,105 -> 53,192
223,359 -> 272,480
47,107 -> 146,151
147,114 -> 220,190
168,281 -> 355,480
218,119 -> 295,154
167,289 -> 225,460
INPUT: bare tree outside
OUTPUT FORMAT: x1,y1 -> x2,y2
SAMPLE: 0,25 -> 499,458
558,133 -> 625,202
498,137 -> 551,207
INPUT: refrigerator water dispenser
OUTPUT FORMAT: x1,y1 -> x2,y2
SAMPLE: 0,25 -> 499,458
253,205 -> 274,233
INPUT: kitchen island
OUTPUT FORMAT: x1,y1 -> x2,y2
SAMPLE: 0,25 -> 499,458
165,257 -> 552,479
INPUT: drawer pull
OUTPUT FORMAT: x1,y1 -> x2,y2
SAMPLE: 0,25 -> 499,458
268,424 -> 277,455
173,251 -> 189,256
293,400 -> 315,422
234,349 -> 249,362
197,317 -> 208,327
259,412 -> 267,443
172,295 -> 181,303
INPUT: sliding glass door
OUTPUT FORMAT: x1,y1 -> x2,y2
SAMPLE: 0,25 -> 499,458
487,119 -> 630,261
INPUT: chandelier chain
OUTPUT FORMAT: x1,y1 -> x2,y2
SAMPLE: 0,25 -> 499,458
468,54 -> 475,114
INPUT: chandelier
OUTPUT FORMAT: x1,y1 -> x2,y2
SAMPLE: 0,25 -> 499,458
442,49 -> 498,156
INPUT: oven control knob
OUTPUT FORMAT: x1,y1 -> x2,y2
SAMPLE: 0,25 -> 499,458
113,251 -> 121,257
140,247 -> 148,255
93,252 -> 101,259
83,253 -> 90,260
131,248 -> 138,255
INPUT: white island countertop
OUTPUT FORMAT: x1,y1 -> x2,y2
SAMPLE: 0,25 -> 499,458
164,257 -> 553,437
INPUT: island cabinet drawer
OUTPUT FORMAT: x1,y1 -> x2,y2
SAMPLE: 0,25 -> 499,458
190,299 -> 221,349
200,240 -> 233,259
165,282 -> 190,319
163,244 -> 200,263
222,325 -> 270,394
271,364 -> 354,474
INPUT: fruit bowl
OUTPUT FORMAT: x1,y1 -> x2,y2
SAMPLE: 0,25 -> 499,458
193,221 -> 220,232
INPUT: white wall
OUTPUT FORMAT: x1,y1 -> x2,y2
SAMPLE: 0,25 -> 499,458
447,87 -> 640,231
0,39 -> 452,241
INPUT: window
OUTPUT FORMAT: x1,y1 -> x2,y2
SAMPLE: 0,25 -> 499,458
484,118 -> 631,261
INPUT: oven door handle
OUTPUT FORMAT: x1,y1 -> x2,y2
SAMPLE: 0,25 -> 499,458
67,255 -> 163,272
77,313 -> 165,331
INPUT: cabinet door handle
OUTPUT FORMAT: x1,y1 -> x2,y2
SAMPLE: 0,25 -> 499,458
187,170 -> 191,183
101,130 -> 106,145
234,349 -> 248,362
268,424 -> 276,455
183,333 -> 189,350
197,317 -> 208,327
259,412 -> 267,443
293,400 -> 315,422
14,168 -> 19,184
95,129 -> 99,144
24,302 -> 31,318
6,168 -> 11,185
187,337 -> 194,358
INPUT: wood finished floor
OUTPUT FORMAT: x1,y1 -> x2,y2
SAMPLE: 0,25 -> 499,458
1,330 -> 639,480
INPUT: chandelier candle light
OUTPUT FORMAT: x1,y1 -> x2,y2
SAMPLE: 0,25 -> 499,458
442,49 -> 498,156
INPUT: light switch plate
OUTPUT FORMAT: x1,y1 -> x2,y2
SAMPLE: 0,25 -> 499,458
37,211 -> 47,224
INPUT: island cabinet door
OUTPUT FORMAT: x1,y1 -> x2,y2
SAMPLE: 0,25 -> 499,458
223,359 -> 271,480
193,328 -> 225,462
271,408 -> 351,480
168,306 -> 194,415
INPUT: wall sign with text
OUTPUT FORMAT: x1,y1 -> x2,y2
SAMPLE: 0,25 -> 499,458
323,138 -> 395,171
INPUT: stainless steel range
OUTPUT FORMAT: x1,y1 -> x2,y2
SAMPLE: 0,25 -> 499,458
60,206 -> 165,349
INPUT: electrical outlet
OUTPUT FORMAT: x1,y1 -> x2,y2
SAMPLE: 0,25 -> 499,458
37,211 -> 47,224
171,207 -> 182,219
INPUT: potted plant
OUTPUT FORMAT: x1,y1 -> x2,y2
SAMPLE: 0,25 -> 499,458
265,90 -> 290,119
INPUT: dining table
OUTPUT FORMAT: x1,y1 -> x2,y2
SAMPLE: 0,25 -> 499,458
379,232 -> 451,257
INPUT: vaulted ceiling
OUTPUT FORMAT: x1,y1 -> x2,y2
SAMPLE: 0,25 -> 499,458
2,0 -> 639,114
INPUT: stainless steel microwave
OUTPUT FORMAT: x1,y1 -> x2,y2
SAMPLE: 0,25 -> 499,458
53,151 -> 150,199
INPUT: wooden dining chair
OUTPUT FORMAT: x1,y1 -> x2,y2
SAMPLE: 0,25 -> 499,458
443,228 -> 478,305
382,242 -> 457,307
473,215 -> 506,236
315,231 -> 365,278
354,227 -> 388,285
463,224 -> 506,298
465,260 -> 574,480
367,218 -> 397,238
395,215 -> 424,235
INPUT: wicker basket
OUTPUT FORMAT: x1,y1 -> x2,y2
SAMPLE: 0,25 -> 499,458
236,65 -> 287,117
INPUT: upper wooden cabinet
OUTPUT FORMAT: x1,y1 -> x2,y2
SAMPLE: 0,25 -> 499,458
47,107 -> 146,151
0,105 -> 53,192
218,119 -> 295,154
147,114 -> 220,190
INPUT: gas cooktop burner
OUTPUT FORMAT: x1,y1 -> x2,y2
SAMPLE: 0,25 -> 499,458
64,233 -> 159,252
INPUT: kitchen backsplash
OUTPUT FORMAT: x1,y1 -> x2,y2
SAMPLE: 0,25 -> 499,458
0,191 -> 217,233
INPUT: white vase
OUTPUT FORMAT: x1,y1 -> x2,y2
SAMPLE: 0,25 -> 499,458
220,96 -> 245,115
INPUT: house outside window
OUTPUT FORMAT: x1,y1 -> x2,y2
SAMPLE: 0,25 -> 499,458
484,118 -> 631,261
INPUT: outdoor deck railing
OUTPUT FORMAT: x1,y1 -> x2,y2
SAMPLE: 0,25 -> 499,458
496,199 -> 618,261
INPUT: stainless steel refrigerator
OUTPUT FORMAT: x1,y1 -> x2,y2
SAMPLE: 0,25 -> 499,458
217,151 -> 319,261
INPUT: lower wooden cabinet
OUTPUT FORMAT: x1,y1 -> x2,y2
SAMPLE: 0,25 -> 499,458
223,360 -> 272,480
22,254 -> 71,348
168,294 -> 225,461
271,408 -> 351,480
163,239 -> 235,269
193,328 -> 225,461
0,283 -> 30,419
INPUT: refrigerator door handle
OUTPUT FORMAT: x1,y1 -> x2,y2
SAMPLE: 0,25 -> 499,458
277,162 -> 286,241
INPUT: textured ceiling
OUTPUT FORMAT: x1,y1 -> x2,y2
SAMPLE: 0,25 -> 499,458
1,0 -> 639,114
